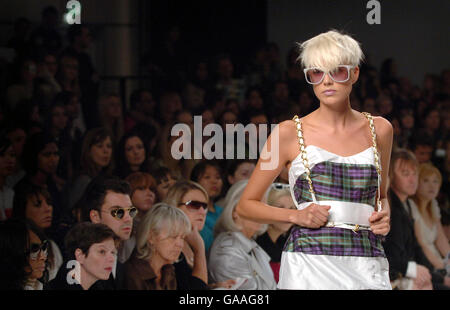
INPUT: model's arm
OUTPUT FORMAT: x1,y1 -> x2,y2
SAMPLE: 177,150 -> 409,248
369,117 -> 393,235
236,121 -> 330,228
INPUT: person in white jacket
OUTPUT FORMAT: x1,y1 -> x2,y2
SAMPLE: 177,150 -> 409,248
208,180 -> 276,290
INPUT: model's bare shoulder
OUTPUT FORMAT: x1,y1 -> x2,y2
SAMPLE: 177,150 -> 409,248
372,116 -> 393,139
276,119 -> 298,143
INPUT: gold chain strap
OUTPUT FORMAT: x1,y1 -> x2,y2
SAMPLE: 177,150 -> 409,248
361,112 -> 381,176
292,115 -> 315,197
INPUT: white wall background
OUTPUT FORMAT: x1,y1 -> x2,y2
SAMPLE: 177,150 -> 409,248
267,0 -> 450,86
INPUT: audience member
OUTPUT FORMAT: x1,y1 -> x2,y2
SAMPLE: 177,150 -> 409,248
383,149 -> 449,290
0,137 -> 17,220
0,218 -> 50,290
124,203 -> 191,290
190,161 -> 224,251
115,131 -> 150,179
48,222 -> 118,290
410,163 -> 450,271
209,180 -> 276,290
80,177 -> 134,288
255,183 -> 295,283
12,181 -> 63,281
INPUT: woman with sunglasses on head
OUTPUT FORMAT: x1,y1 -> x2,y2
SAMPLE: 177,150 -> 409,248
12,180 -> 63,283
236,30 -> 393,289
209,180 -> 276,290
48,222 -> 119,290
0,218 -> 50,290
255,183 -> 295,284
163,180 -> 209,290
124,203 -> 191,290
164,180 -> 236,289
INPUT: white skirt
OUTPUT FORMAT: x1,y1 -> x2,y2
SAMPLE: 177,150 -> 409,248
278,252 -> 392,290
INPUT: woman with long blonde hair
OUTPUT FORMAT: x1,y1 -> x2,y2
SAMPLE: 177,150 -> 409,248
410,163 -> 450,271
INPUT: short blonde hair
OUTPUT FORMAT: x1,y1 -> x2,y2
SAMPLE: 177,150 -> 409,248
163,180 -> 209,207
214,180 -> 267,237
298,30 -> 364,72
135,202 -> 191,260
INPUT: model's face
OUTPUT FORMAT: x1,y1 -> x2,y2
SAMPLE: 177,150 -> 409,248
25,192 -> 53,229
156,174 -> 176,201
132,186 -> 156,213
26,231 -> 46,280
38,143 -> 59,175
391,160 -> 419,198
312,66 -> 359,106
417,173 -> 441,202
91,192 -> 134,240
197,166 -> 223,199
149,227 -> 185,265
178,189 -> 208,231
271,195 -> 295,232
125,136 -> 145,168
0,145 -> 16,177
90,137 -> 112,168
77,239 -> 116,282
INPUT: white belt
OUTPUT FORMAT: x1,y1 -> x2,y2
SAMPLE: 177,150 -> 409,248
298,200 -> 374,232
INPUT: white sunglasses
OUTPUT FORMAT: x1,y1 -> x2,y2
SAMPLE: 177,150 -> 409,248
303,65 -> 356,85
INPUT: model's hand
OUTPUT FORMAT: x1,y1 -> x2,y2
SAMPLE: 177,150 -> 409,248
369,210 -> 390,236
295,204 -> 330,228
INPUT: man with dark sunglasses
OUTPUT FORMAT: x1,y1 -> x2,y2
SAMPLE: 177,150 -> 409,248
79,176 -> 135,289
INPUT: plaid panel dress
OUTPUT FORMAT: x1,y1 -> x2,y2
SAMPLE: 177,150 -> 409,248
278,143 -> 392,290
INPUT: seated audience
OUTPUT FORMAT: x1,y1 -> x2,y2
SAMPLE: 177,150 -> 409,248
69,128 -> 113,210
80,177 -> 135,287
0,137 -> 17,220
410,163 -> 450,271
124,203 -> 191,290
48,222 -> 118,290
115,131 -> 150,179
163,180 -> 209,289
190,160 -> 224,252
209,180 -> 276,290
0,218 -> 49,290
12,180 -> 63,281
255,183 -> 295,283
383,149 -> 450,290
152,166 -> 178,202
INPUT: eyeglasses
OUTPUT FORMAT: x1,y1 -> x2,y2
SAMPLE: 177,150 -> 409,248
272,182 -> 290,190
104,207 -> 138,220
304,65 -> 355,85
28,240 -> 49,260
178,200 -> 208,211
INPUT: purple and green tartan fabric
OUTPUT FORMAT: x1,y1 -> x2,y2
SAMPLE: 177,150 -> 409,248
293,161 -> 379,206
288,160 -> 386,257
284,226 -> 386,257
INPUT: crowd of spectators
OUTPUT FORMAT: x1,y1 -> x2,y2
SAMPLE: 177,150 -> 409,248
0,6 -> 449,290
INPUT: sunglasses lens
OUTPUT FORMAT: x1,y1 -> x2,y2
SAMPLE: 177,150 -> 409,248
129,207 -> 138,218
330,66 -> 349,82
186,201 -> 207,210
113,209 -> 125,219
306,69 -> 324,84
